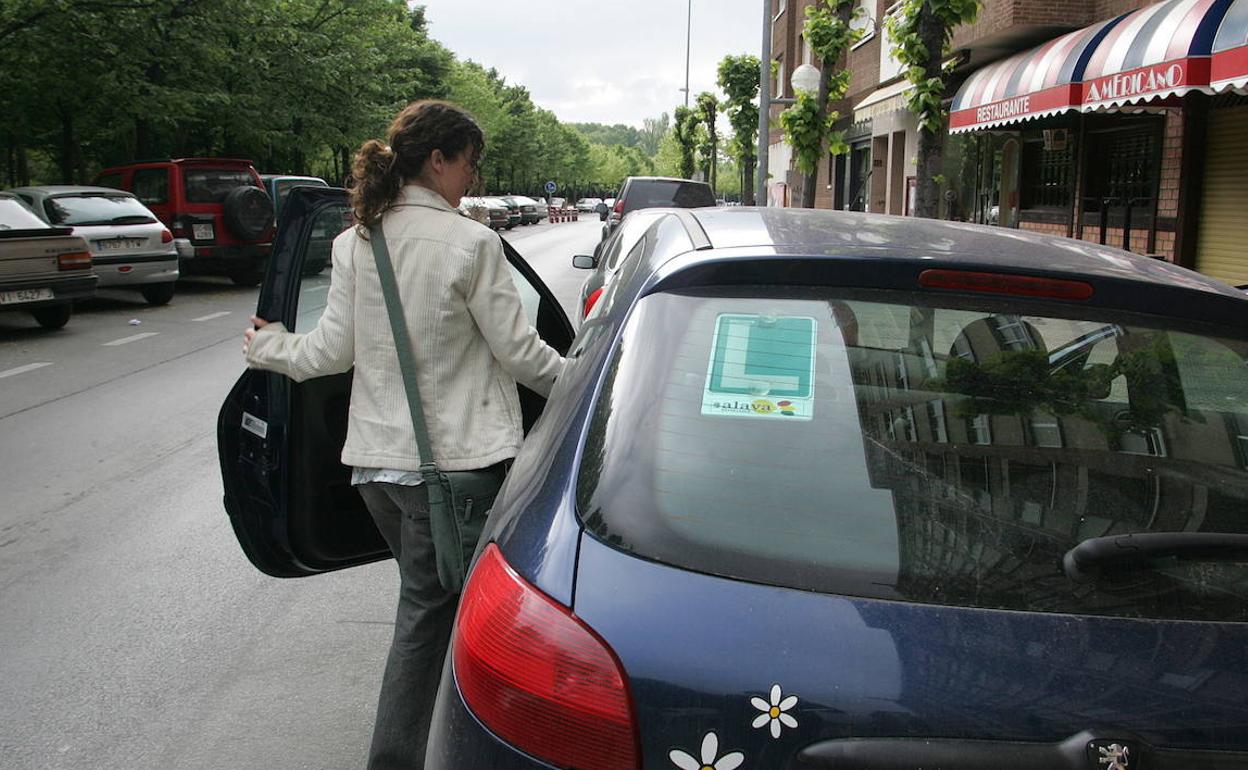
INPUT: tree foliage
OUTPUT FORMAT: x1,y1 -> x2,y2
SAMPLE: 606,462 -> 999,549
672,106 -> 699,181
0,1 -> 669,197
717,54 -> 759,205
887,0 -> 982,217
778,0 -> 859,207
694,92 -> 719,193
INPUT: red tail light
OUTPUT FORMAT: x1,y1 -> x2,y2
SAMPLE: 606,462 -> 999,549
613,198 -> 624,215
57,250 -> 92,270
160,229 -> 173,243
453,544 -> 638,770
919,269 -> 1093,300
583,287 -> 604,318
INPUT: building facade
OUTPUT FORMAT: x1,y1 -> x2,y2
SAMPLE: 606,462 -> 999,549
766,0 -> 1248,285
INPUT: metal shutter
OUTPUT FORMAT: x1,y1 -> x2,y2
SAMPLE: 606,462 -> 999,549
1196,106 -> 1248,286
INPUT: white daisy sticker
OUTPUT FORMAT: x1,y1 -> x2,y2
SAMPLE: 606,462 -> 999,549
751,683 -> 798,739
669,730 -> 744,770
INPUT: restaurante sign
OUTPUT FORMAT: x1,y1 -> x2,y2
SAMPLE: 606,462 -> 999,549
976,96 -> 1032,124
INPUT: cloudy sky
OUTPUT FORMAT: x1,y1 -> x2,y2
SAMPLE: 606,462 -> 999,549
421,0 -> 765,128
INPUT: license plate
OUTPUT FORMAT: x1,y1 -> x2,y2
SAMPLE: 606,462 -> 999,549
192,223 -> 215,240
0,288 -> 54,305
97,238 -> 145,251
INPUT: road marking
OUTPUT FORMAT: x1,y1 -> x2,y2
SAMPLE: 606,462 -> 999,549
0,362 -> 52,380
103,332 -> 160,346
192,311 -> 231,322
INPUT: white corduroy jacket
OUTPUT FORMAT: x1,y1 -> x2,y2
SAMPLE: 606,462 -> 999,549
245,185 -> 565,472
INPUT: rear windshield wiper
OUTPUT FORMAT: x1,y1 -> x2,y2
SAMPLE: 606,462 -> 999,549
1063,532 -> 1248,583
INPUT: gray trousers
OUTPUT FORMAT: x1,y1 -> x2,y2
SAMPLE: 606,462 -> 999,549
358,482 -> 459,770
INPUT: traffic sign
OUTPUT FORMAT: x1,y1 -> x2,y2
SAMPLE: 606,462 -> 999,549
544,180 -> 557,194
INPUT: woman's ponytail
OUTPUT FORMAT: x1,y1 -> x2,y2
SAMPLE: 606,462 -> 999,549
350,140 -> 403,235
348,101 -> 485,237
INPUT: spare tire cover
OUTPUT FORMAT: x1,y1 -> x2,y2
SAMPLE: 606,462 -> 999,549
223,186 -> 274,241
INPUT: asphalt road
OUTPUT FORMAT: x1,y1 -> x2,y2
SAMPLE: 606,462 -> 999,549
0,215 -> 603,770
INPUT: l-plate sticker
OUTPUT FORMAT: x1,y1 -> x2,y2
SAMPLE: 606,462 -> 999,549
242,412 -> 268,439
702,313 -> 816,420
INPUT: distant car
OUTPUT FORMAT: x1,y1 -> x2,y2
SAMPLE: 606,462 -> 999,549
500,195 -> 541,225
572,208 -> 668,320
463,197 -> 509,230
485,196 -> 521,229
575,197 -> 602,213
548,197 -> 567,211
10,185 -> 179,306
221,202 -> 1248,770
94,158 -> 274,286
0,191 -> 96,328
603,176 -> 715,239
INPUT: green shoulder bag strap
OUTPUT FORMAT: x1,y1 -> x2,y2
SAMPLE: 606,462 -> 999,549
366,224 -> 449,513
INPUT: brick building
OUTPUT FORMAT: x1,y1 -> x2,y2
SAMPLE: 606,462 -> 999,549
765,0 -> 1248,285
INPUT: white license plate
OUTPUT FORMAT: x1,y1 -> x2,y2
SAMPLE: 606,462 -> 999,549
192,223 -> 215,240
0,288 -> 54,305
97,238 -> 145,251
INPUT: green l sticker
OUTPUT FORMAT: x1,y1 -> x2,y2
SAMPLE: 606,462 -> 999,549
702,313 -> 816,420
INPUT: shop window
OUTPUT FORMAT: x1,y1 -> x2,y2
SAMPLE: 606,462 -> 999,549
1020,137 -> 1073,210
1083,123 -> 1161,215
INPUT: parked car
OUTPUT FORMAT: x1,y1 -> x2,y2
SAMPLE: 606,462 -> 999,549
220,196 -> 1248,769
500,195 -> 541,225
10,185 -> 179,305
462,196 -> 509,230
603,175 -> 715,239
575,196 -> 602,213
259,174 -> 328,223
0,191 -> 96,328
483,196 -> 520,229
94,158 -> 274,286
572,208 -> 668,320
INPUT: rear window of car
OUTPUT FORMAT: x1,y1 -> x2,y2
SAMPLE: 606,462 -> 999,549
183,168 -> 258,203
623,180 -> 715,212
576,287 -> 1248,623
0,197 -> 49,230
44,195 -> 156,226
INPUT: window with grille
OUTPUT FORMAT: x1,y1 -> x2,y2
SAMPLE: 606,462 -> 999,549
1020,140 -> 1073,209
1083,124 -> 1161,212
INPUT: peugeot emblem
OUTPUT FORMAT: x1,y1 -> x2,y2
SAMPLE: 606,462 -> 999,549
1088,740 -> 1134,770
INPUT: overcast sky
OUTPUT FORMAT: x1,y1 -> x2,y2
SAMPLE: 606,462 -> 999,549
421,0 -> 765,128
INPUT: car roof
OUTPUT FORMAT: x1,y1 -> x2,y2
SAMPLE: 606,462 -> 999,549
611,207 -> 1246,327
623,176 -> 703,184
259,174 -> 326,182
10,185 -> 137,197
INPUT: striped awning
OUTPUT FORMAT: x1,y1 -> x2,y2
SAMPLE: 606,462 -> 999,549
1080,0 -> 1235,111
1212,0 -> 1248,91
949,17 -> 1123,134
853,79 -> 914,122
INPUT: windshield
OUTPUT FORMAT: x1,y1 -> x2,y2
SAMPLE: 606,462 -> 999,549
44,194 -> 156,226
183,168 -> 258,204
578,288 -> 1248,623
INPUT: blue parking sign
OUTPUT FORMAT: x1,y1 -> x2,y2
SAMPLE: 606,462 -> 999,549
544,180 -> 557,194
702,313 -> 816,420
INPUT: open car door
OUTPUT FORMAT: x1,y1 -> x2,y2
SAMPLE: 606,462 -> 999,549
217,187 -> 575,577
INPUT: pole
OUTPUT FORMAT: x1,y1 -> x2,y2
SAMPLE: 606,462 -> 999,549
756,0 -> 771,206
684,0 -> 692,108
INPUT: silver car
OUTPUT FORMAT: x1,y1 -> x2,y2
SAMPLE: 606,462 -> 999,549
10,185 -> 179,305
572,208 -> 669,321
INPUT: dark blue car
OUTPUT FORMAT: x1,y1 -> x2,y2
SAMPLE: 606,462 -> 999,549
220,187 -> 1248,770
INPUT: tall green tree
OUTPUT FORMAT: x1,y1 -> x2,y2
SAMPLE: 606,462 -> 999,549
717,54 -> 759,205
779,0 -> 859,208
694,92 -> 719,193
672,106 -> 699,180
888,0 -> 981,218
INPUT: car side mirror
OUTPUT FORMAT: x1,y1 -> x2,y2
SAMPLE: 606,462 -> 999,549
572,255 -> 597,270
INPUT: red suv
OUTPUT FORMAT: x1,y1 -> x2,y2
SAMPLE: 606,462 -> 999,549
93,158 -> 274,286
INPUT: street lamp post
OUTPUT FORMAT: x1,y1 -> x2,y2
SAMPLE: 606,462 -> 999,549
684,0 -> 692,108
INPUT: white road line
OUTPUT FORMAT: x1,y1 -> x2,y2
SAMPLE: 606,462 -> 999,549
0,362 -> 52,380
192,311 -> 232,322
103,332 -> 160,347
